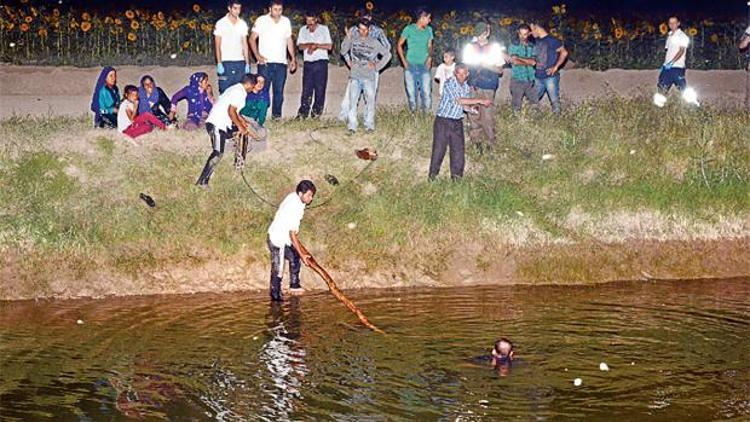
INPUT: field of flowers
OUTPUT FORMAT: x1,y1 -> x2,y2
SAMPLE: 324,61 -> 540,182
0,1 -> 747,69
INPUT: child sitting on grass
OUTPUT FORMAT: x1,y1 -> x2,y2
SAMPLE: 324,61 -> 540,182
117,85 -> 167,140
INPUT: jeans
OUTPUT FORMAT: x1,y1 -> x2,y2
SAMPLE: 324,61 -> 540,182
657,67 -> 687,94
347,77 -> 377,131
298,60 -> 328,118
196,122 -> 232,186
339,73 -> 380,121
268,237 -> 301,301
404,63 -> 432,112
509,79 -> 538,111
218,60 -> 246,94
535,74 -> 561,114
429,116 -> 465,180
258,63 -> 288,119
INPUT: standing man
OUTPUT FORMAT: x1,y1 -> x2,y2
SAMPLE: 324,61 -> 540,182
508,23 -> 538,112
250,0 -> 298,120
428,64 -> 492,181
296,11 -> 332,119
196,74 -> 259,187
267,180 -> 316,302
655,16 -> 690,105
340,19 -> 392,134
214,1 -> 251,94
338,10 -> 391,122
740,25 -> 750,110
397,8 -> 434,113
530,22 -> 567,114
462,20 -> 504,149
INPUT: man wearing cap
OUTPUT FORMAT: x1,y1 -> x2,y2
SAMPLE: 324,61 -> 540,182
462,20 -> 504,149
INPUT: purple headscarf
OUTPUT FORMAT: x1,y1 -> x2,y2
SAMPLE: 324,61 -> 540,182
90,66 -> 117,120
186,72 -> 212,123
138,75 -> 161,115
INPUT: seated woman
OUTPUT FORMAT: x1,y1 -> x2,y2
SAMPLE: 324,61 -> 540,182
118,85 -> 167,140
91,66 -> 120,128
138,75 -> 176,126
240,75 -> 269,127
170,72 -> 215,130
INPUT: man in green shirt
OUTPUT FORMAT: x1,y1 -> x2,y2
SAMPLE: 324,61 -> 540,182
397,8 -> 434,113
508,23 -> 537,112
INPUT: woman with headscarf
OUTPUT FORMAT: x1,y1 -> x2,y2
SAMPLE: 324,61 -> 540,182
138,75 -> 175,126
91,66 -> 120,128
170,72 -> 216,130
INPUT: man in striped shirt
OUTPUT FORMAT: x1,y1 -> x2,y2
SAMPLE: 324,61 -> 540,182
429,64 -> 493,181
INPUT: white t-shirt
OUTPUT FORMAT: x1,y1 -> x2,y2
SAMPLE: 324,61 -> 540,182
665,29 -> 690,68
434,62 -> 456,96
252,14 -> 293,64
745,26 -> 750,36
268,192 -> 306,248
214,15 -> 249,62
206,83 -> 247,131
117,99 -> 135,133
297,24 -> 332,62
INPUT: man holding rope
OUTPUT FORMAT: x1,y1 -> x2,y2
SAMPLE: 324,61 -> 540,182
267,180 -> 316,302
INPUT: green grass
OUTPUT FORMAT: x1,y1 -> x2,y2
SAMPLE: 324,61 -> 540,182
0,98 -> 748,295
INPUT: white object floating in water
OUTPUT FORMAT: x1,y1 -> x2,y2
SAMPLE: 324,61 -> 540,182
573,378 -> 583,386
630,149 -> 636,155
76,319 -> 84,325
599,362 -> 610,371
564,368 -> 568,372
252,336 -> 258,340
346,222 -> 357,230
653,92 -> 667,108
542,154 -> 555,161
170,53 -> 178,59
631,362 -> 636,366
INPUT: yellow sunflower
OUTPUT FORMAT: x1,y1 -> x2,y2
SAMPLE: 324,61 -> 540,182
38,28 -> 48,37
125,10 -> 135,20
659,23 -> 668,35
182,41 -> 191,49
127,32 -> 137,42
53,8 -> 60,17
500,17 -> 512,26
188,20 -> 197,30
81,21 -> 92,32
366,2 -> 374,12
20,22 -> 29,32
709,33 -> 718,43
192,4 -> 201,13
24,15 -> 33,23
687,27 -> 697,37
82,12 -> 91,21
104,16 -> 113,24
130,20 -> 139,30
114,18 -> 122,26
614,27 -> 624,39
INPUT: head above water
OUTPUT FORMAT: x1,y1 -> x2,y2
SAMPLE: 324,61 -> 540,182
493,338 -> 514,359
296,180 -> 316,205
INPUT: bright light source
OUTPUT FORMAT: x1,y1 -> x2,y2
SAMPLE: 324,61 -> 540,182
9,42 -> 15,48
653,92 -> 667,108
170,53 -> 177,59
462,42 -> 506,67
682,87 -> 700,106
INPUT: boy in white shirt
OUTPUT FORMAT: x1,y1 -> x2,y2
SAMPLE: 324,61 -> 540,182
196,74 -> 259,187
434,48 -> 456,97
657,16 -> 690,96
213,1 -> 251,94
267,180 -> 316,301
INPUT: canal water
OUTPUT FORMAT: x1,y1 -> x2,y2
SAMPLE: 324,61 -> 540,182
1,279 -> 748,420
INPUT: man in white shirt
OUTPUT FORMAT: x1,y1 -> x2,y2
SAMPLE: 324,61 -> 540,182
657,16 -> 690,96
214,1 -> 251,94
267,180 -> 316,301
196,74 -> 259,187
250,0 -> 298,120
739,26 -> 750,110
296,11 -> 332,118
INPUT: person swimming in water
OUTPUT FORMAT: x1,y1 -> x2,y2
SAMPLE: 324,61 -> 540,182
491,337 -> 514,376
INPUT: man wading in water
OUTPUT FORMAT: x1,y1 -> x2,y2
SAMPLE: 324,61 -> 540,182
267,180 -> 316,301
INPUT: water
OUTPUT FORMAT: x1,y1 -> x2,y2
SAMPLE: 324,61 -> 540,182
1,279 -> 749,420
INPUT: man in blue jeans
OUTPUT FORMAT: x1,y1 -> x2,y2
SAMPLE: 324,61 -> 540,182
530,22 -> 568,114
250,0 -> 298,120
397,8 -> 434,113
213,1 -> 251,94
340,19 -> 392,133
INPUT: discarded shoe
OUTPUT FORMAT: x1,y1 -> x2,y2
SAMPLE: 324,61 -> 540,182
355,147 -> 378,161
325,174 -> 340,186
139,193 -> 156,208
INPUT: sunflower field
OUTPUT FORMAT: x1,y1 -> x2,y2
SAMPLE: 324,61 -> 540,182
0,1 -> 747,69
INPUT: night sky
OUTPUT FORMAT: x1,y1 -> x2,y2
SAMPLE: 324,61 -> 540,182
29,0 -> 750,18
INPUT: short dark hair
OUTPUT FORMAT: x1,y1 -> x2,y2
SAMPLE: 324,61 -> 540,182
358,18 -> 371,28
242,73 -> 258,85
414,7 -> 430,19
494,338 -> 513,355
443,47 -> 455,56
123,84 -> 138,98
517,23 -> 531,32
296,180 -> 317,195
227,1 -> 242,8
357,9 -> 373,20
269,0 -> 283,7
303,9 -> 317,18
529,21 -> 545,30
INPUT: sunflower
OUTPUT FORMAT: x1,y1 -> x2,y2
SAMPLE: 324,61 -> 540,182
552,5 -> 560,15
192,4 -> 201,13
104,16 -> 113,24
81,21 -> 92,32
20,22 -> 29,32
687,27 -> 697,37
709,33 -> 719,43
114,18 -> 122,26
614,27 -> 624,39
365,1 -> 374,11
38,28 -> 47,37
500,17 -> 512,26
186,20 -> 195,29
125,10 -> 135,20
82,12 -> 91,21
659,23 -> 668,35
127,32 -> 136,42
182,41 -> 190,49
130,20 -> 139,30
52,8 -> 60,17
24,15 -> 32,23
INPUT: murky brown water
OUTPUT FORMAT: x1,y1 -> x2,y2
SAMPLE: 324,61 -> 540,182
1,279 -> 749,420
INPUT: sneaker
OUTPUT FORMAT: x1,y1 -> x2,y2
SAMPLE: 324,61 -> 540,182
347,129 -> 356,136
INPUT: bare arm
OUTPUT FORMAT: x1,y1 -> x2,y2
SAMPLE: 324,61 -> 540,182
426,38 -> 434,68
242,35 -> 250,65
287,36 -> 297,72
512,56 -> 536,66
250,31 -> 265,64
290,231 -> 312,265
228,105 -> 249,134
740,34 -> 750,50
126,103 -> 137,121
214,35 -> 222,64
397,36 -> 408,67
546,46 -> 568,75
457,97 -> 492,107
668,46 -> 686,65
341,36 -> 353,67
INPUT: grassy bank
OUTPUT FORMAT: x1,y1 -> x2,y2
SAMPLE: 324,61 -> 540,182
1,98 -> 749,300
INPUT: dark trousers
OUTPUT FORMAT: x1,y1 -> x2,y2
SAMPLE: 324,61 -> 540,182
298,60 -> 328,118
509,79 -> 538,111
657,68 -> 687,94
258,63 -> 288,119
268,237 -> 301,301
196,123 -> 232,186
218,60 -> 246,94
429,116 -> 465,180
